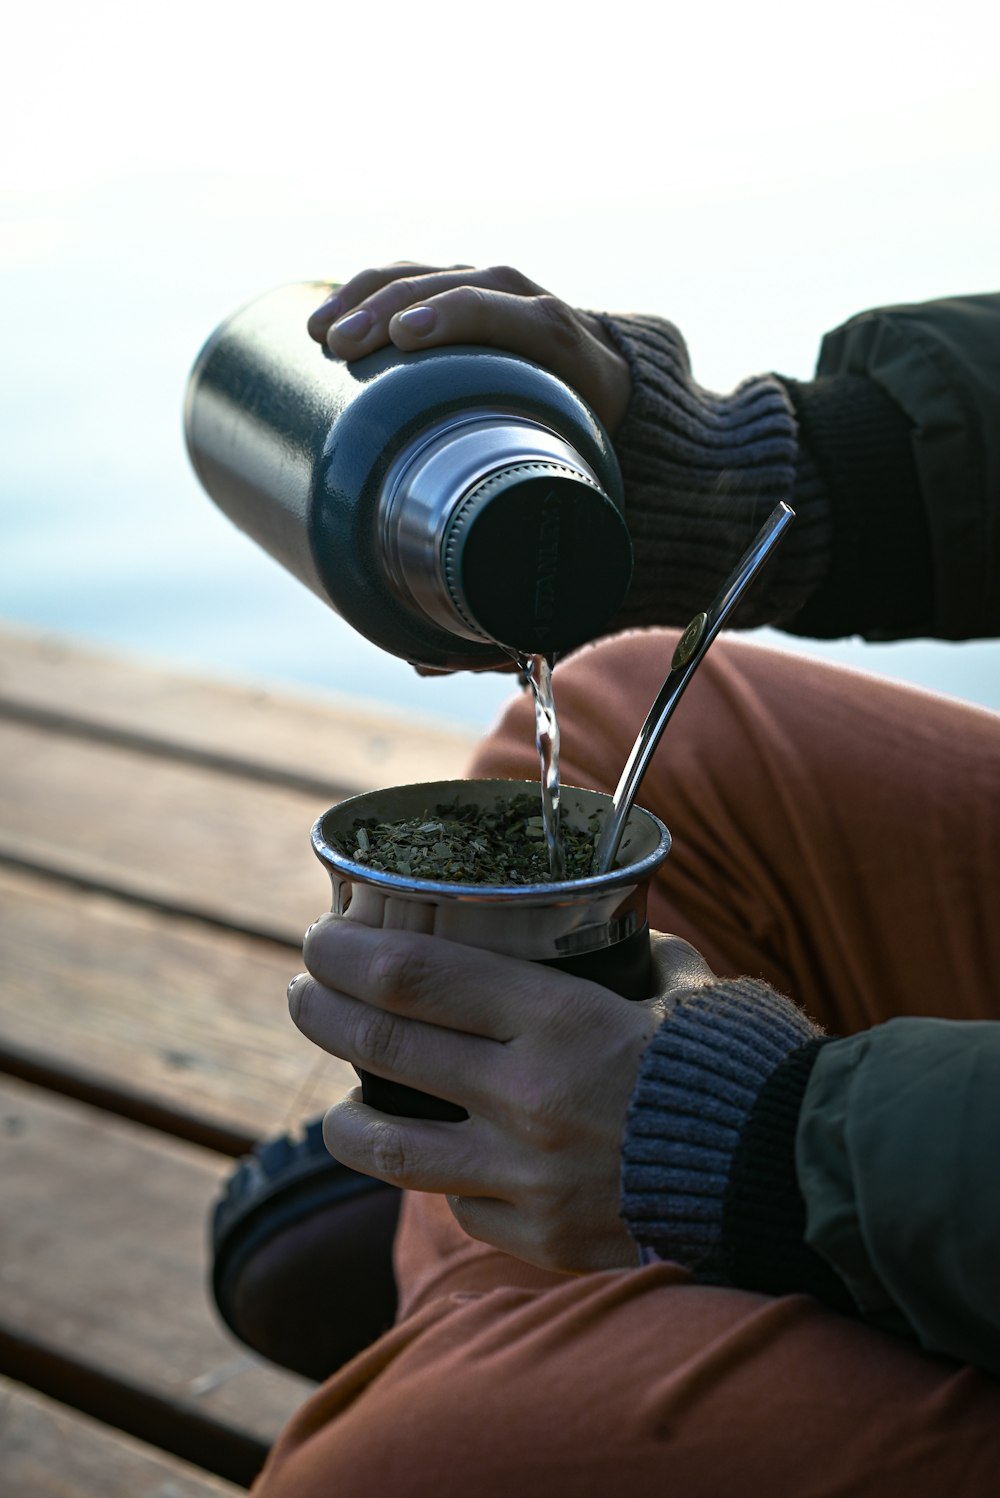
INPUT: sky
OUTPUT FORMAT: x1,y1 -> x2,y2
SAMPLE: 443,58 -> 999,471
2,0 -> 999,729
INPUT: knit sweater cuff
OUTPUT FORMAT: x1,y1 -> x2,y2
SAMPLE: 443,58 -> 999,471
621,980 -> 830,1287
596,313 -> 831,630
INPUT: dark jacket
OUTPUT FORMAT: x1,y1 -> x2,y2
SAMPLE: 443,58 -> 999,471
813,294 -> 1000,640
798,295 -> 1000,1370
800,1019 -> 1000,1375
616,291 -> 1000,1377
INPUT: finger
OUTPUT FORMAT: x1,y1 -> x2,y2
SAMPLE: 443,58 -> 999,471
322,1092 -> 509,1198
305,261 -> 470,340
445,1192 -> 636,1271
391,282 -> 592,367
307,263 -> 629,433
302,915 -> 608,1038
647,932 -> 717,997
389,283 -> 582,358
388,286 -> 629,433
321,264 -> 544,359
445,1192 -> 534,1260
288,970 -> 500,1110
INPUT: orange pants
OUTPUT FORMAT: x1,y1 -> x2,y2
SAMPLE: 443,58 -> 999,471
254,632 -> 1000,1496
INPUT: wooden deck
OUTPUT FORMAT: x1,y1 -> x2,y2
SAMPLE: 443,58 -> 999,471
0,624 -> 477,1494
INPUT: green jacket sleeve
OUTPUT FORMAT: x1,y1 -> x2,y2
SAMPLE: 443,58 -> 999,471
815,294 -> 1000,639
797,1017 -> 1000,1375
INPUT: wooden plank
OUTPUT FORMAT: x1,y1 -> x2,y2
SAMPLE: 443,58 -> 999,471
0,1077 -> 315,1454
0,716 -> 335,945
0,1043 -> 260,1159
0,1377 -> 242,1497
0,623 -> 478,794
0,632 -> 455,1488
0,865 -> 354,1140
1,1333 -> 269,1490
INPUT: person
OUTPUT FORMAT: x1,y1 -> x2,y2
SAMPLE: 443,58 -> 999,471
234,266 -> 1000,1494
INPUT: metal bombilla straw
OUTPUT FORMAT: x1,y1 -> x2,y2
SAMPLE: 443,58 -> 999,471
592,501 -> 796,876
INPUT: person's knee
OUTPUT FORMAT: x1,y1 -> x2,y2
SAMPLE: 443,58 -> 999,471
255,1278 -> 1000,1497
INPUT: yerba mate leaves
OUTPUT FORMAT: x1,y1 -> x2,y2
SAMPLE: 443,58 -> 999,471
331,794 -> 601,885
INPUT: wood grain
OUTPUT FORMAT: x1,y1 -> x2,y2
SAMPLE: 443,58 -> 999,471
0,865 -> 354,1139
0,626 -> 491,1482
0,1078 -> 315,1443
0,1378 -> 242,1497
0,716 -> 333,946
0,624 -> 478,794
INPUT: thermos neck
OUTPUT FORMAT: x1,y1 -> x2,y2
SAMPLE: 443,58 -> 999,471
379,412 -> 632,656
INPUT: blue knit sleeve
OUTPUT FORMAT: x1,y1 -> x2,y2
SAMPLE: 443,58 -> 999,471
621,979 -> 854,1311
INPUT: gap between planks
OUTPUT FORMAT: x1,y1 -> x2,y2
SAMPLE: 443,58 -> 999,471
0,863 -> 355,1143
0,623 -> 479,796
1,1076 -> 316,1483
0,1376 -> 244,1498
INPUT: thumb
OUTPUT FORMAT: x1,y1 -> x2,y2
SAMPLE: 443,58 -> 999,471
647,933 -> 717,1004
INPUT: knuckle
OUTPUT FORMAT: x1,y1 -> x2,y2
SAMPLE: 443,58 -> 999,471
369,275 -> 424,315
368,941 -> 429,1004
354,1003 -> 407,1074
390,274 -> 426,301
534,294 -> 585,352
463,283 -> 500,320
487,263 -> 533,294
340,268 -> 393,303
367,1121 -> 411,1181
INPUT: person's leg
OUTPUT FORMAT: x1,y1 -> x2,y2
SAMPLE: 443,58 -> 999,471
211,1121 -> 401,1381
254,1192 -> 1000,1497
471,629 -> 1000,1032
249,633 -> 1000,1496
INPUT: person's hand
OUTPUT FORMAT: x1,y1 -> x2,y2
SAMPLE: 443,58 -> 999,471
306,262 -> 632,437
287,918 -> 716,1272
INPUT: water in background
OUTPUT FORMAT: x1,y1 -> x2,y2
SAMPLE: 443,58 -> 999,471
4,3 -> 1000,732
3,152 -> 1000,731
0,192 -> 513,731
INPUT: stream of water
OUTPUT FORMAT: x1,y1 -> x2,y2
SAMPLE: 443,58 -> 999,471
520,653 -> 565,882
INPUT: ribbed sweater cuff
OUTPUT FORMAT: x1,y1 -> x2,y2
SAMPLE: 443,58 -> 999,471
622,980 -> 824,1285
596,314 -> 831,630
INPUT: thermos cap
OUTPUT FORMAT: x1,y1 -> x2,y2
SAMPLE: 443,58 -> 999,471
380,413 -> 633,655
444,461 -> 633,654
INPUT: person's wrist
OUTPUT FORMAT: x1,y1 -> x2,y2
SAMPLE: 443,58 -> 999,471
620,979 -> 823,1284
594,312 -> 831,631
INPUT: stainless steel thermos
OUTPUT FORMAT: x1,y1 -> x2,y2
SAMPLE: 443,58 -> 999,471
184,282 -> 633,670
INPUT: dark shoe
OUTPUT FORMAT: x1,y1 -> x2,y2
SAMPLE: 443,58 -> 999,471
211,1116 -> 401,1382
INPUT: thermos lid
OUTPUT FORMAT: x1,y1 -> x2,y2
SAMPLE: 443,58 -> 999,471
442,461 -> 633,655
380,411 -> 633,657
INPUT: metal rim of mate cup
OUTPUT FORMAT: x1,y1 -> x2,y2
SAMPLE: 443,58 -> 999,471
311,779 -> 671,1121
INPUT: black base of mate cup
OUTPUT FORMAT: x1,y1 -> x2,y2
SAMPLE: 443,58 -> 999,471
361,922 -> 656,1121
311,780 -> 671,1123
